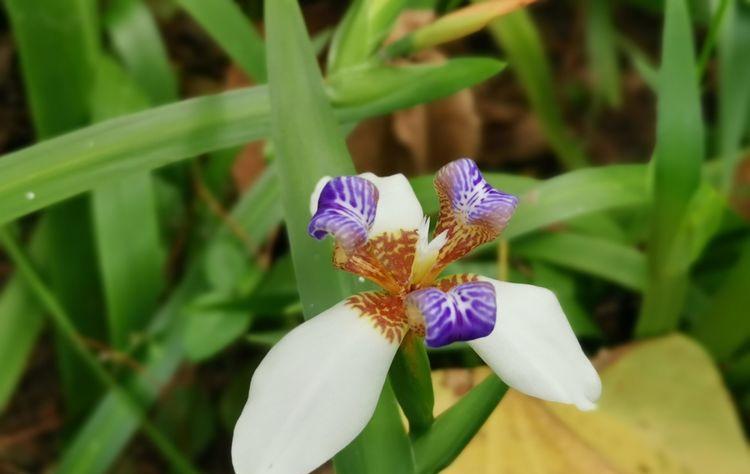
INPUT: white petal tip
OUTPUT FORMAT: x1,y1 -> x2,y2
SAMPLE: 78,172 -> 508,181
573,398 -> 598,411
309,176 -> 332,215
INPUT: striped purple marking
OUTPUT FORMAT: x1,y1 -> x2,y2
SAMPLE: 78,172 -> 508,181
436,158 -> 518,232
406,281 -> 496,347
308,176 -> 378,251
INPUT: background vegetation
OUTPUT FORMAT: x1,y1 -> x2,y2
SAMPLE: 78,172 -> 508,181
0,0 -> 749,472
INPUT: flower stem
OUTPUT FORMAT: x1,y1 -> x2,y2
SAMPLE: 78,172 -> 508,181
0,226 -> 200,474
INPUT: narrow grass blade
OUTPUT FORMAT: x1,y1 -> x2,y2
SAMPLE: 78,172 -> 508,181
58,169 -> 281,474
513,232 -> 647,291
716,0 -> 750,193
90,56 -> 165,349
585,0 -> 621,107
175,0 -> 267,82
265,0 -> 414,471
4,0 -> 106,422
636,0 -> 705,337
328,0 -> 406,73
0,224 -> 48,410
690,241 -> 750,362
105,0 -> 178,104
412,374 -> 508,474
0,57 -> 502,226
390,333 -> 435,435
0,227 -> 199,474
504,164 -> 647,241
483,7 -> 588,169
334,381 -> 417,474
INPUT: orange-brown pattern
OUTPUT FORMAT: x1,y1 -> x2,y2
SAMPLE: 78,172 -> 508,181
346,292 -> 408,343
433,184 -> 499,271
334,230 -> 419,293
436,273 -> 480,292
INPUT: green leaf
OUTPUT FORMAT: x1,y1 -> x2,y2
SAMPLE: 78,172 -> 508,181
265,1 -> 414,472
265,0 -> 356,315
716,0 -> 750,192
334,381 -> 417,474
58,168 -> 280,474
3,0 -> 97,137
514,231 -> 647,292
327,58 -> 505,107
90,56 -> 165,349
4,0 -> 106,422
637,0 -> 705,337
182,292 -> 253,361
0,58 -> 502,227
504,164 -> 648,241
413,374 -> 508,474
585,0 -> 621,107
483,7 -> 588,169
390,333 -> 435,435
663,184 -> 726,275
105,0 -> 178,104
175,0 -> 267,82
690,240 -> 750,362
328,0 -> 406,73
0,226 -> 48,410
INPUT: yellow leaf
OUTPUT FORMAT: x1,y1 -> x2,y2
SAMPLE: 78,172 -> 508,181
434,334 -> 749,473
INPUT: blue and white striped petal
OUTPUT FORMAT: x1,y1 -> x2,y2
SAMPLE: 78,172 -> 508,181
406,281 -> 496,347
308,176 -> 378,251
435,158 -> 518,233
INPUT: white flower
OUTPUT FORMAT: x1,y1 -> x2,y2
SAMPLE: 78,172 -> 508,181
232,158 -> 601,474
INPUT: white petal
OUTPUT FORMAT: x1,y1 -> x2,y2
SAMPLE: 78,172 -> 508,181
232,301 -> 399,474
468,278 -> 601,410
359,172 -> 423,235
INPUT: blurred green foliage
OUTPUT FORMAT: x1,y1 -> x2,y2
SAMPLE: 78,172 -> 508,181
0,0 -> 749,472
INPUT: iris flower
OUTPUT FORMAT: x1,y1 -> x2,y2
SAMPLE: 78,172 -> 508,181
232,158 -> 601,474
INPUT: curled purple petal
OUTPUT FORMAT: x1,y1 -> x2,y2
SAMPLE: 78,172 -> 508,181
435,158 -> 518,233
406,281 -> 496,347
308,176 -> 378,251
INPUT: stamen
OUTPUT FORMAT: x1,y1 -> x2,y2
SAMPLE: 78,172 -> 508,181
410,217 -> 447,286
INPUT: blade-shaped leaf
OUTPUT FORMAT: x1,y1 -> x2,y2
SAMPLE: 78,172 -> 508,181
265,1 -> 414,472
636,0 -> 705,337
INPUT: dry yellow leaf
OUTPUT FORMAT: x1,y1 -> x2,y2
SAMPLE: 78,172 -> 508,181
434,334 -> 749,473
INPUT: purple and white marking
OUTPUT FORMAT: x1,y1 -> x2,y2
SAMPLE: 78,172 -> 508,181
308,176 -> 378,251
435,158 -> 518,232
406,281 -> 497,347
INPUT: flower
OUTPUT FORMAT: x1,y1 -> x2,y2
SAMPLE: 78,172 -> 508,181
232,158 -> 601,474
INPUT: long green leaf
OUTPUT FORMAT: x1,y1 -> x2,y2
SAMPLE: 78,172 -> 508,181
717,0 -> 750,193
413,374 -> 508,474
636,0 -> 705,337
513,231 -> 647,291
585,0 -> 621,107
0,224 -> 48,410
4,0 -> 106,422
690,241 -> 750,362
328,0 -> 406,73
105,0 -> 178,104
175,0 -> 267,82
0,58 -> 503,226
90,56 -> 165,348
265,1 -> 414,473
